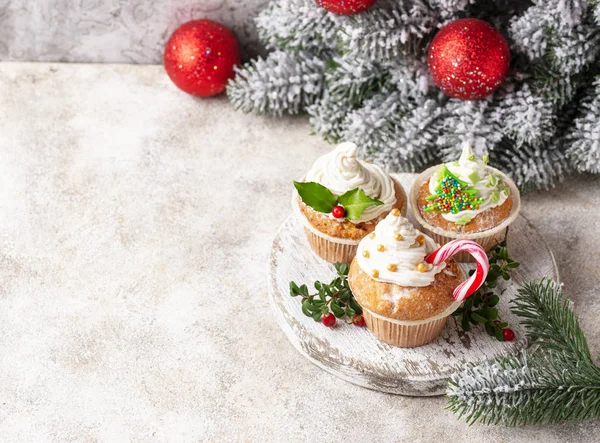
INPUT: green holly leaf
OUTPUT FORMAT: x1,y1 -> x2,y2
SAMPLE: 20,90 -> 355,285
294,181 -> 337,213
337,188 -> 383,220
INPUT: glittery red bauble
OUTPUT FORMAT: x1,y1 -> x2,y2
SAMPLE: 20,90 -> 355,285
315,0 -> 376,15
427,18 -> 510,100
164,20 -> 240,97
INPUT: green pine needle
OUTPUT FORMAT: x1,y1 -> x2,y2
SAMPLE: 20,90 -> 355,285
448,278 -> 600,426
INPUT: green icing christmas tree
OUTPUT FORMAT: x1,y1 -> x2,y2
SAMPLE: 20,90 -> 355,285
423,166 -> 485,225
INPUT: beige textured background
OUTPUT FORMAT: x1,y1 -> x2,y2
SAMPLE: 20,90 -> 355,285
0,62 -> 598,441
0,0 -> 267,63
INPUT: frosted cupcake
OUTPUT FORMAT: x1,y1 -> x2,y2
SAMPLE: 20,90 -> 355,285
348,210 -> 475,347
293,142 -> 407,263
410,143 -> 520,261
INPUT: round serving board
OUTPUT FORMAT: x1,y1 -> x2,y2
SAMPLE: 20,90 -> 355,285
269,173 -> 559,396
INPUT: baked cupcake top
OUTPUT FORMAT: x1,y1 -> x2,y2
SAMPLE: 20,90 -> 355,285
356,210 -> 446,287
423,143 -> 511,226
303,142 -> 397,223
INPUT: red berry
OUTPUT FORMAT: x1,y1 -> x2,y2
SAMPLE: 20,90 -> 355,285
352,314 -> 365,327
331,205 -> 345,219
502,328 -> 515,342
322,313 -> 336,327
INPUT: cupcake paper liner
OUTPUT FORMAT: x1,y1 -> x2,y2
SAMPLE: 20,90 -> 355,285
303,228 -> 360,264
362,300 -> 462,348
292,178 -> 407,264
409,165 -> 521,263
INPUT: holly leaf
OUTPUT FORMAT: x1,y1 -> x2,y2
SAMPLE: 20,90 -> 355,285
337,188 -> 383,220
294,181 -> 338,213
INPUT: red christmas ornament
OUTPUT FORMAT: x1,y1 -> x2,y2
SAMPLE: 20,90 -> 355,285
164,19 -> 240,97
315,0 -> 377,15
427,18 -> 510,100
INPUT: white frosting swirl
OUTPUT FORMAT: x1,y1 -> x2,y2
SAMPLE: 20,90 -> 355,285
428,143 -> 509,223
305,142 -> 396,223
356,212 -> 446,287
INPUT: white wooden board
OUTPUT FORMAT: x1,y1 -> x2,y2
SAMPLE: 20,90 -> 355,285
268,173 -> 559,396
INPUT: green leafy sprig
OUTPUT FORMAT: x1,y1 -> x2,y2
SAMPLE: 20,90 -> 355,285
289,262 -> 362,322
294,181 -> 383,220
452,239 -> 520,341
448,279 -> 600,426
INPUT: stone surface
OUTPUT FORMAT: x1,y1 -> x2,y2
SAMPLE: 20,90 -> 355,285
0,0 -> 267,63
0,62 -> 598,442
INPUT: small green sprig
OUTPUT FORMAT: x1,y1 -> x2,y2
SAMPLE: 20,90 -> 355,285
289,262 -> 363,323
452,239 -> 520,341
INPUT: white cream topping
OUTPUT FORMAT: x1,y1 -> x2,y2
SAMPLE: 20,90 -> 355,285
304,142 -> 396,223
356,212 -> 446,287
428,143 -> 509,223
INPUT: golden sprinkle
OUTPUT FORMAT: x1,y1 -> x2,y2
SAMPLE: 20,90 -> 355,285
416,235 -> 425,245
391,208 -> 400,216
394,233 -> 403,241
369,232 -> 376,239
387,264 -> 397,272
377,244 -> 386,252
416,263 -> 427,273
362,250 -> 370,259
371,270 -> 379,278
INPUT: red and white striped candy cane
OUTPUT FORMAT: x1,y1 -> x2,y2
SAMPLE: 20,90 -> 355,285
425,239 -> 489,301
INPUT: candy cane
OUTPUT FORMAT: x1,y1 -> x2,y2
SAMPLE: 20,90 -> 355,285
425,240 -> 489,301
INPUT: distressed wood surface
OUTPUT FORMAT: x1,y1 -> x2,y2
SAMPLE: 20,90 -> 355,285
269,173 -> 559,396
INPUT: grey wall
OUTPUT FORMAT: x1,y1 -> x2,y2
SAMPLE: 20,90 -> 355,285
0,0 -> 268,63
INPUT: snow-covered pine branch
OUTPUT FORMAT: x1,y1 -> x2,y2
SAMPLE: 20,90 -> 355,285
343,92 -> 445,172
566,78 -> 600,173
227,51 -> 325,116
490,138 -> 570,189
337,0 -> 438,62
256,0 -> 338,52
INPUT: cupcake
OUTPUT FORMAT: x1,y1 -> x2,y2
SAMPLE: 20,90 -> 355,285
348,210 -> 468,348
410,143 -> 520,261
293,142 -> 407,263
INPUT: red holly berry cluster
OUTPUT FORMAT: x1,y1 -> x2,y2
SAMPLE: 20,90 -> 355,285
322,313 -> 365,327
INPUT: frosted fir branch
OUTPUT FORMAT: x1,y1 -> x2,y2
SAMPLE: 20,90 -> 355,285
509,6 -> 548,60
324,57 -> 389,108
529,62 -> 581,108
489,137 -> 569,190
555,0 -> 588,26
436,99 -> 504,161
227,51 -> 325,116
337,0 -> 437,62
566,78 -> 600,173
427,0 -> 473,22
493,84 -> 557,148
547,24 -> 600,76
307,91 -> 353,143
448,352 -> 600,425
307,58 -> 391,142
449,279 -> 600,426
385,57 -> 432,99
343,93 -> 445,172
255,0 -> 338,52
